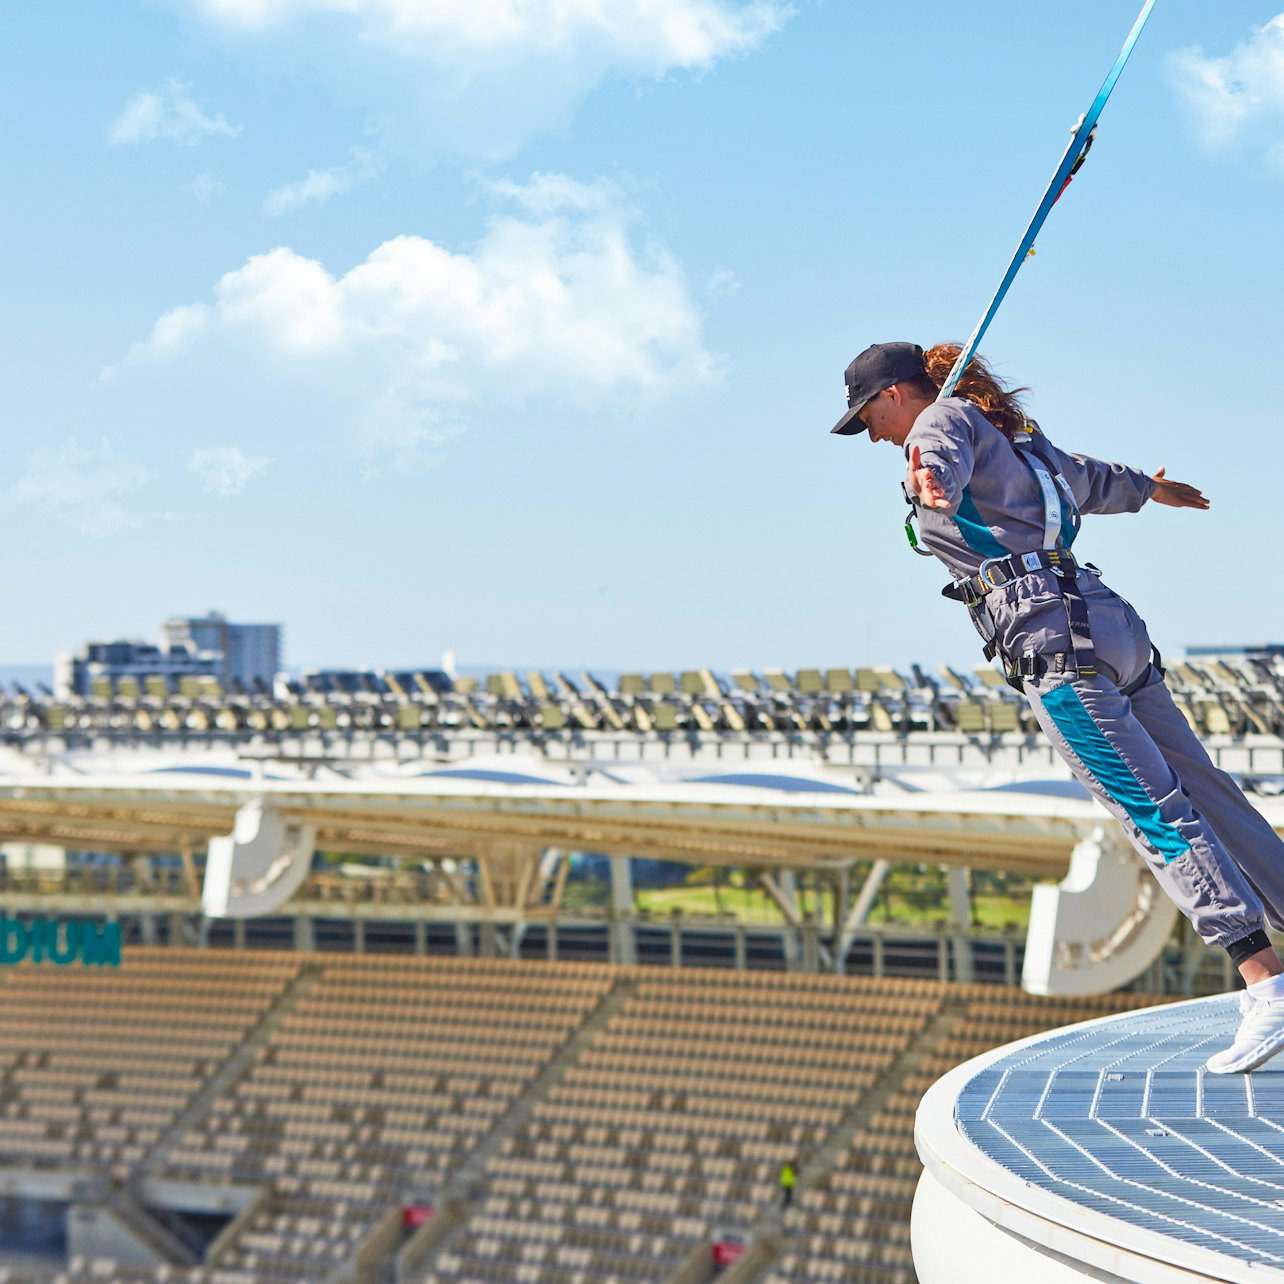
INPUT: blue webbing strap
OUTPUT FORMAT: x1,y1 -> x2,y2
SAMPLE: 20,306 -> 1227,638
937,0 -> 1158,399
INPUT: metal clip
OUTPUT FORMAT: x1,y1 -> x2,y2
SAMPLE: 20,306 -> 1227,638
979,558 -> 1008,589
903,513 -> 934,558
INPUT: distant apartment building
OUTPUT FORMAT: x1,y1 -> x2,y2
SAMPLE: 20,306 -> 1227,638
1185,643 -> 1284,660
162,612 -> 281,690
54,612 -> 282,698
53,640 -> 215,699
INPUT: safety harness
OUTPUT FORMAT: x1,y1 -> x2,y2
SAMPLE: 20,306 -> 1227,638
937,431 -> 1097,690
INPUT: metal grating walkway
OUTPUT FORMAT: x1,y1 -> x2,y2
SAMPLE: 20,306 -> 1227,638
956,995 -> 1284,1271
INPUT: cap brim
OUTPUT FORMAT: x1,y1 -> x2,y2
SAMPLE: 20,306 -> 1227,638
830,404 -> 867,436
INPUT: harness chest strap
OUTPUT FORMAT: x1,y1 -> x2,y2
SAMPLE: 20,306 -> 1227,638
1014,434 -> 1095,680
1017,433 -> 1082,547
1028,456 -> 1063,549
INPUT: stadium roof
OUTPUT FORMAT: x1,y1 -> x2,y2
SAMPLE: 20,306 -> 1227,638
0,759 -> 1118,874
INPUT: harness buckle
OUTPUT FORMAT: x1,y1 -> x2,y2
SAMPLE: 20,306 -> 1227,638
979,557 -> 1012,589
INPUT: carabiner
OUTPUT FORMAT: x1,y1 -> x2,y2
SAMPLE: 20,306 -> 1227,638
904,512 -> 934,558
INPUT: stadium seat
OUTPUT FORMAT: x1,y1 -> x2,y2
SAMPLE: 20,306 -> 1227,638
539,703 -> 567,732
650,703 -> 681,732
988,702 -> 1020,733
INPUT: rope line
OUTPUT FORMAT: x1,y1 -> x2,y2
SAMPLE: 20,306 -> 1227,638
938,0 -> 1159,400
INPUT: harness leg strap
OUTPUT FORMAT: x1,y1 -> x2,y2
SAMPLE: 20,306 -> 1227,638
1060,575 -> 1097,677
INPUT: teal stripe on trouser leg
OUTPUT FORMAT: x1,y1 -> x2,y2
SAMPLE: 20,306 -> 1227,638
1130,667 -> 1284,928
1039,682 -> 1190,861
1024,670 -> 1266,948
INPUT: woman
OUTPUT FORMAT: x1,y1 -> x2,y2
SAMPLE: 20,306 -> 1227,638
831,340 -> 1284,1073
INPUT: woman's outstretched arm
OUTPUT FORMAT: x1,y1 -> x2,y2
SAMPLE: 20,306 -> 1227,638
1150,467 -> 1210,510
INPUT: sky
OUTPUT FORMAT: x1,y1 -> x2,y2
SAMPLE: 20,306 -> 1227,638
4,0 -> 1283,675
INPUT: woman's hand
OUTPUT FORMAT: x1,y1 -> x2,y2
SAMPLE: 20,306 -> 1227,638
1150,467 -> 1209,510
909,445 -> 950,509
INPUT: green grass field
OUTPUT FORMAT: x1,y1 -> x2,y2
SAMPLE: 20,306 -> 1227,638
633,867 -> 1037,931
318,853 -> 1040,931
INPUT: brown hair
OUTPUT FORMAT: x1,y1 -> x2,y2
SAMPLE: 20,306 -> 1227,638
923,343 -> 1031,442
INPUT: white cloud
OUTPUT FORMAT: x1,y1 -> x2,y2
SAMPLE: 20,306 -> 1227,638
487,171 -> 618,216
264,146 -> 384,216
706,266 -> 739,299
107,79 -> 240,147
185,0 -> 787,69
115,174 -> 716,472
191,172 -> 225,204
1169,15 -> 1284,157
11,438 -> 150,537
188,446 -> 271,495
265,167 -> 352,216
170,1 -> 789,156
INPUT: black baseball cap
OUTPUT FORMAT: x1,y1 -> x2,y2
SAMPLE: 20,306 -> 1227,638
830,342 -> 926,435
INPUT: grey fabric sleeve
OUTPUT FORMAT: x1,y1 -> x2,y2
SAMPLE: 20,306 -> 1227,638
903,403 -> 976,516
1034,431 -> 1155,514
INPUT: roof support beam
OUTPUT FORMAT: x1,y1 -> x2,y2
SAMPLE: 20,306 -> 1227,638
947,866 -> 975,983
756,870 -> 802,928
833,859 -> 891,969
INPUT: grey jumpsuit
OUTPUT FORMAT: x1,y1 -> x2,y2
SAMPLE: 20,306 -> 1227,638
907,397 -> 1284,951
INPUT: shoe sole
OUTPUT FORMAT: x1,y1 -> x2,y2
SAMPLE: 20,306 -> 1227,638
1205,1026 -> 1284,1074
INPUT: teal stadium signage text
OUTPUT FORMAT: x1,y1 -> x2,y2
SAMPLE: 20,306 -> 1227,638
0,917 -> 121,968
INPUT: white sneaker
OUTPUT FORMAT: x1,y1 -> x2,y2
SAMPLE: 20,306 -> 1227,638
1205,991 -> 1284,1074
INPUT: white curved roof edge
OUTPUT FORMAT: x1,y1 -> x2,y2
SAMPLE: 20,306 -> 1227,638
913,995 -> 1284,1284
4,774 -> 1281,834
0,771 -> 1107,819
